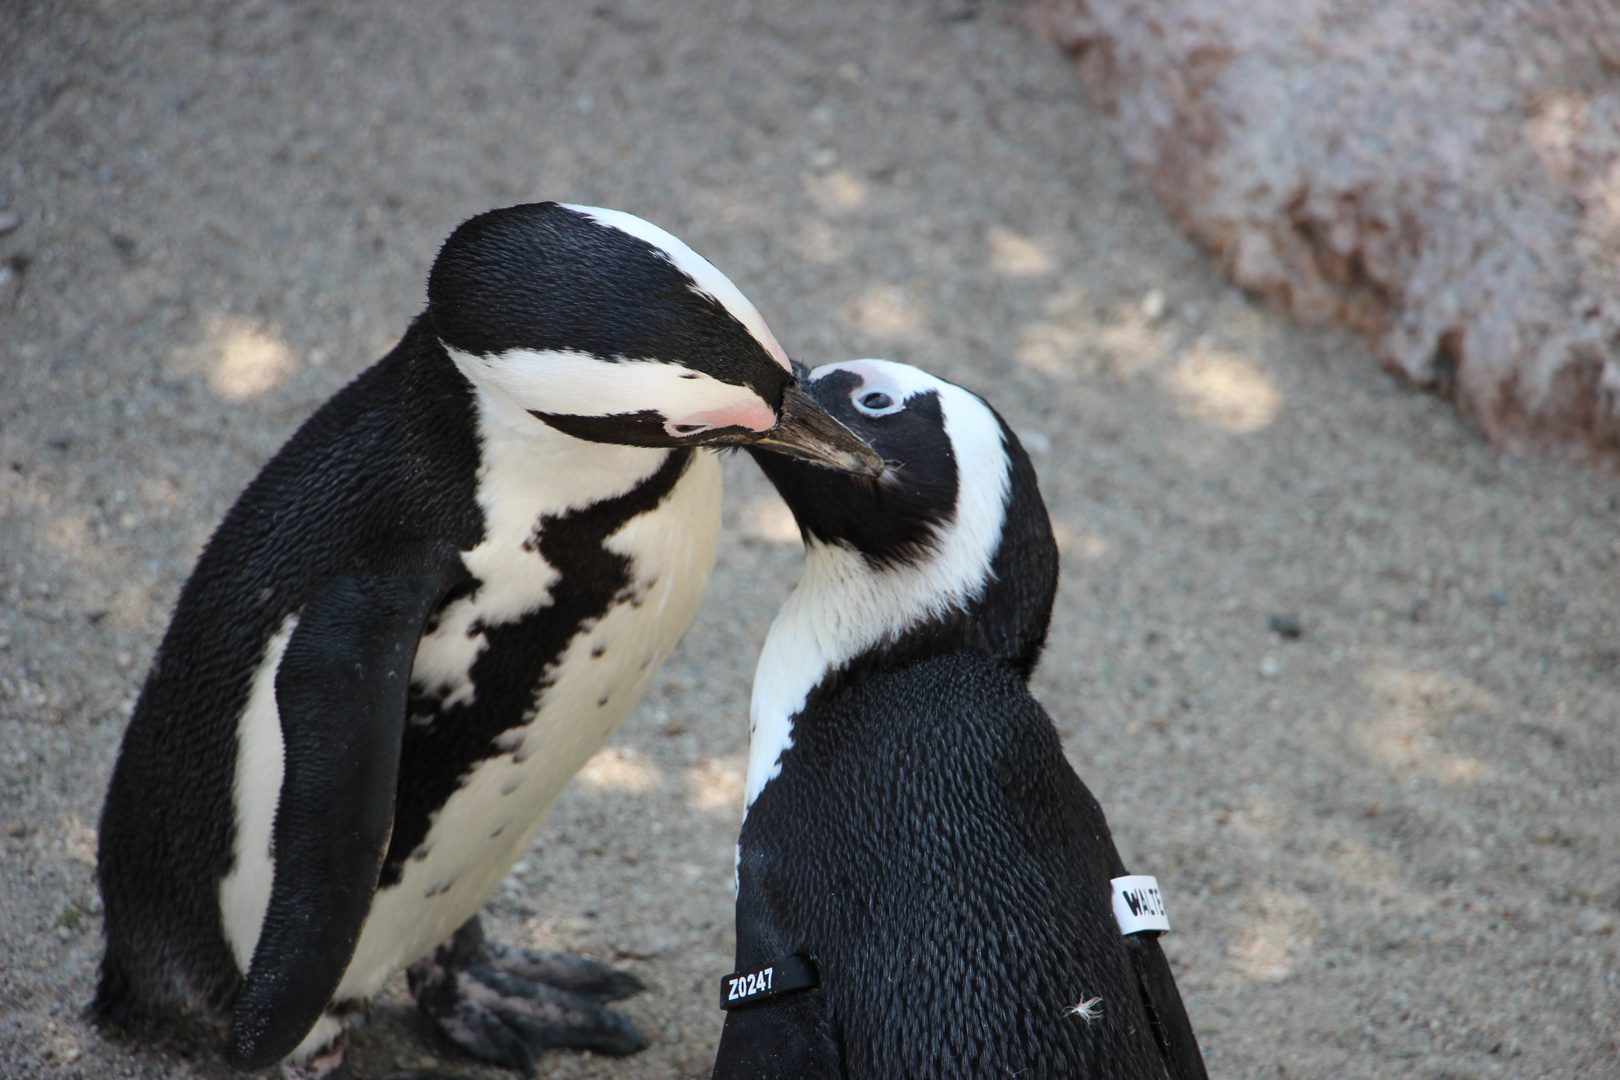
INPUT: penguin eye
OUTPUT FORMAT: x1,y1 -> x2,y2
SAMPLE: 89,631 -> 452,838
855,391 -> 899,416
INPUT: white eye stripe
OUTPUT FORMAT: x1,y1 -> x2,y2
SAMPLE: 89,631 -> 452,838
442,344 -> 773,430
811,358 -> 941,397
819,360 -> 917,418
746,356 -> 1012,810
560,204 -> 792,374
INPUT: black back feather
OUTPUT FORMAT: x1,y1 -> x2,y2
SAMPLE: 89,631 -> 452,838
428,203 -> 790,406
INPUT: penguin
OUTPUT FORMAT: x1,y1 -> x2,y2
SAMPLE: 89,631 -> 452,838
91,203 -> 884,1079
712,359 -> 1207,1079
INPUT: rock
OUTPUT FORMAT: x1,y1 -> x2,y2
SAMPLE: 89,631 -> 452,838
677,1052 -> 717,1077
1030,0 -> 1620,468
1139,287 -> 1167,321
613,932 -> 671,960
1017,428 -> 1053,454
1575,909 -> 1615,935
1268,612 -> 1302,640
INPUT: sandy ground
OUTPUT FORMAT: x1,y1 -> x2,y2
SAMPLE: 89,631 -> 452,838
2,1 -> 1618,1078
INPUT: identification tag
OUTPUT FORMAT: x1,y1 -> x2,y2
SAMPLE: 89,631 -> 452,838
1111,874 -> 1172,935
718,954 -> 819,1010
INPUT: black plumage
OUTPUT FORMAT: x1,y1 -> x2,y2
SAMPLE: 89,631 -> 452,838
92,203 -> 880,1075
718,361 -> 1206,1080
95,318 -> 483,1027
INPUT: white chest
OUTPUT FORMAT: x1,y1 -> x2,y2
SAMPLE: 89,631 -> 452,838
344,408 -> 722,997
219,386 -> 723,1016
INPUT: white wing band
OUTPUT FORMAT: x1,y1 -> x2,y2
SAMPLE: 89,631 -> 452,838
1111,874 -> 1172,935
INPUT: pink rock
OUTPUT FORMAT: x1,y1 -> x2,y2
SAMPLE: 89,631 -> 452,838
1031,0 -> 1620,467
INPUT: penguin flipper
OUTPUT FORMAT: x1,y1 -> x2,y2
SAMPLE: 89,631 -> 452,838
226,555 -> 462,1071
1125,932 -> 1208,1080
712,992 -> 840,1080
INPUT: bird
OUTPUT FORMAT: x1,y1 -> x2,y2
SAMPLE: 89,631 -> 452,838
713,358 -> 1206,1079
90,202 -> 883,1079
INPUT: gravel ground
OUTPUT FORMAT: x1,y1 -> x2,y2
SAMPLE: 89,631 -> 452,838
2,2 -> 1617,1078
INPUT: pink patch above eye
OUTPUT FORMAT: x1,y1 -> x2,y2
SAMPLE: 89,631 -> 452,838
668,398 -> 776,435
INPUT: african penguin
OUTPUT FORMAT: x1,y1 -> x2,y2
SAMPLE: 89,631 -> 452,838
713,359 -> 1206,1079
91,203 -> 883,1078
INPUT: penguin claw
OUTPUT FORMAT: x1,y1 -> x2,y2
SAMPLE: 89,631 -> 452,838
408,919 -> 648,1071
418,962 -> 648,1071
482,940 -> 645,1004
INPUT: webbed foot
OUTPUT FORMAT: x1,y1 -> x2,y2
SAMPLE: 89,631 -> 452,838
407,916 -> 648,1075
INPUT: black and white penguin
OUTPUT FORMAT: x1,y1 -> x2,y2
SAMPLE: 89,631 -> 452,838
713,359 -> 1206,1079
91,203 -> 883,1078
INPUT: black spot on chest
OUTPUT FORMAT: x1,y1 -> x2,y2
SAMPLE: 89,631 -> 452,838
380,448 -> 693,886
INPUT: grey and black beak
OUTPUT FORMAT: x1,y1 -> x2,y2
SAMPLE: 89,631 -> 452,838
714,382 -> 886,477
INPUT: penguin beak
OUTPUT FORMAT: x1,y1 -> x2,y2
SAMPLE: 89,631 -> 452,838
713,383 -> 886,477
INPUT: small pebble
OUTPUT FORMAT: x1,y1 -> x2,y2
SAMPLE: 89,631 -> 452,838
1268,612 -> 1302,639
1575,909 -> 1614,935
1140,288 -> 1167,321
678,1054 -> 716,1078
1018,429 -> 1052,455
0,211 -> 20,236
614,934 -> 670,960
1258,655 -> 1281,678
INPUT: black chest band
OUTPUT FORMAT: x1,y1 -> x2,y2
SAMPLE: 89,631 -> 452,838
718,954 -> 819,1011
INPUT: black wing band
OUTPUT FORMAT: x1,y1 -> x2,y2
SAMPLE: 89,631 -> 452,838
718,955 -> 820,1011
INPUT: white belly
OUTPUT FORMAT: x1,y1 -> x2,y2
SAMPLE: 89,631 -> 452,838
218,384 -> 723,1048
337,447 -> 721,999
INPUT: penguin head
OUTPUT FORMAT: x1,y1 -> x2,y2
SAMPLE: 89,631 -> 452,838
749,359 -> 1058,677
427,202 -> 882,476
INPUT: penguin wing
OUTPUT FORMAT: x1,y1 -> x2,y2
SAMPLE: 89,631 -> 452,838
1124,932 -> 1209,1080
713,991 -> 841,1080
226,551 -> 464,1070
1065,771 -> 1208,1080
